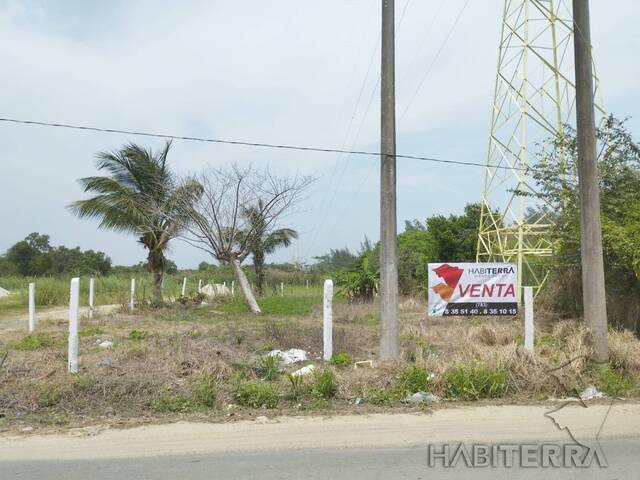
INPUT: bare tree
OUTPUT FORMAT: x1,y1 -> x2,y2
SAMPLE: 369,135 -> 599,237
179,164 -> 312,314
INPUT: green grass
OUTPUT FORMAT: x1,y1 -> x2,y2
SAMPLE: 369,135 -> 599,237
235,382 -> 279,408
443,364 -> 508,400
312,368 -> 338,399
11,332 -> 58,351
79,327 -> 105,337
596,366 -> 636,397
396,365 -> 430,396
218,295 -> 322,316
329,353 -> 352,367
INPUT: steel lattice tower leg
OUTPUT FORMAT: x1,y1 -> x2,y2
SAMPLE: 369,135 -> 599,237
477,0 -> 604,301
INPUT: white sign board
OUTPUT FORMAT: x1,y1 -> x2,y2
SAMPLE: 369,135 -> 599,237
428,262 -> 518,317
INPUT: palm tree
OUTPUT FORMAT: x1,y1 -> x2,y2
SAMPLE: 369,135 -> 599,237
69,142 -> 199,306
243,201 -> 298,295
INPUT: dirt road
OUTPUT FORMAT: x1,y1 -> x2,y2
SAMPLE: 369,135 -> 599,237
1,403 -> 639,461
0,304 -> 120,333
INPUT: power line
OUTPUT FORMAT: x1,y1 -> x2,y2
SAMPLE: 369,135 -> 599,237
399,0 -> 471,122
0,116 -> 554,174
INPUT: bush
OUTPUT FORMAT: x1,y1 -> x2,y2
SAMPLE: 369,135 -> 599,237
235,382 -> 279,408
443,364 -> 507,400
396,365 -> 430,395
312,368 -> 338,399
12,332 -> 57,351
329,353 -> 352,367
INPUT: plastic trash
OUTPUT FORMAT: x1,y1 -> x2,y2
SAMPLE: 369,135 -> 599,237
405,391 -> 439,404
267,348 -> 307,364
96,340 -> 114,349
292,364 -> 316,377
355,396 -> 365,405
580,385 -> 605,400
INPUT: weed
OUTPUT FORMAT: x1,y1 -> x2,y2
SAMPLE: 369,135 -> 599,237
12,332 -> 57,351
367,388 -> 391,406
287,373 -> 305,401
129,330 -> 150,341
312,368 -> 337,399
443,364 -> 508,400
329,353 -> 352,367
256,355 -> 281,381
235,382 -> 279,408
596,366 -> 635,397
79,327 -> 105,337
396,365 -> 430,395
192,374 -> 217,408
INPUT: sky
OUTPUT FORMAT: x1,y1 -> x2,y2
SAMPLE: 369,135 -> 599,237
1,0 -> 638,269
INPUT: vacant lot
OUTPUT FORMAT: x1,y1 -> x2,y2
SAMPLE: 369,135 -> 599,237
1,291 -> 639,434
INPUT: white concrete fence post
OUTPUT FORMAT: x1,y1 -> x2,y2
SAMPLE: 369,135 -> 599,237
231,280 -> 235,296
280,282 -> 284,297
88,277 -> 95,320
323,279 -> 333,361
28,282 -> 36,332
306,279 -> 309,289
198,279 -> 202,293
68,277 -> 80,374
130,278 -> 136,311
181,277 -> 187,297
524,286 -> 534,353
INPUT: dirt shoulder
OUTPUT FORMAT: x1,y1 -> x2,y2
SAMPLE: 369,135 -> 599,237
1,403 -> 639,461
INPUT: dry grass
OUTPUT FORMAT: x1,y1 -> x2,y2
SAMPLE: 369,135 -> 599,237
0,298 -> 639,432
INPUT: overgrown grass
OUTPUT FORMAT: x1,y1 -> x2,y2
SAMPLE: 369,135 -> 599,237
595,366 -> 636,397
443,364 -> 508,400
396,365 -> 430,396
329,353 -> 352,367
235,382 -> 279,408
312,368 -> 337,399
218,295 -> 322,316
11,332 -> 58,351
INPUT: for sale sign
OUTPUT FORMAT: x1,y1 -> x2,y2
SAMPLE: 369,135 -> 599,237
428,263 -> 518,317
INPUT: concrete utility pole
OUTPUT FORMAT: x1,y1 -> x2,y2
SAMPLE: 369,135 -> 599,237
379,0 -> 399,359
572,0 -> 608,363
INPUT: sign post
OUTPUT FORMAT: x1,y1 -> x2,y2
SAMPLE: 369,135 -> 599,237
524,286 -> 534,353
323,279 -> 333,361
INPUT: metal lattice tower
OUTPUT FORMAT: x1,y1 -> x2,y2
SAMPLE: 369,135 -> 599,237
477,0 -> 605,300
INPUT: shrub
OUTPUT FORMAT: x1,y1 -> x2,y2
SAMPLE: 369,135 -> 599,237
12,332 -> 57,351
329,353 -> 352,367
312,368 -> 338,399
396,365 -> 430,395
596,367 -> 635,397
235,382 -> 279,408
256,355 -> 280,381
443,364 -> 507,400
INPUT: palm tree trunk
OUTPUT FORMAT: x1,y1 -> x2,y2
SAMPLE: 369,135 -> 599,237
231,256 -> 261,315
148,250 -> 164,306
254,250 -> 265,296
